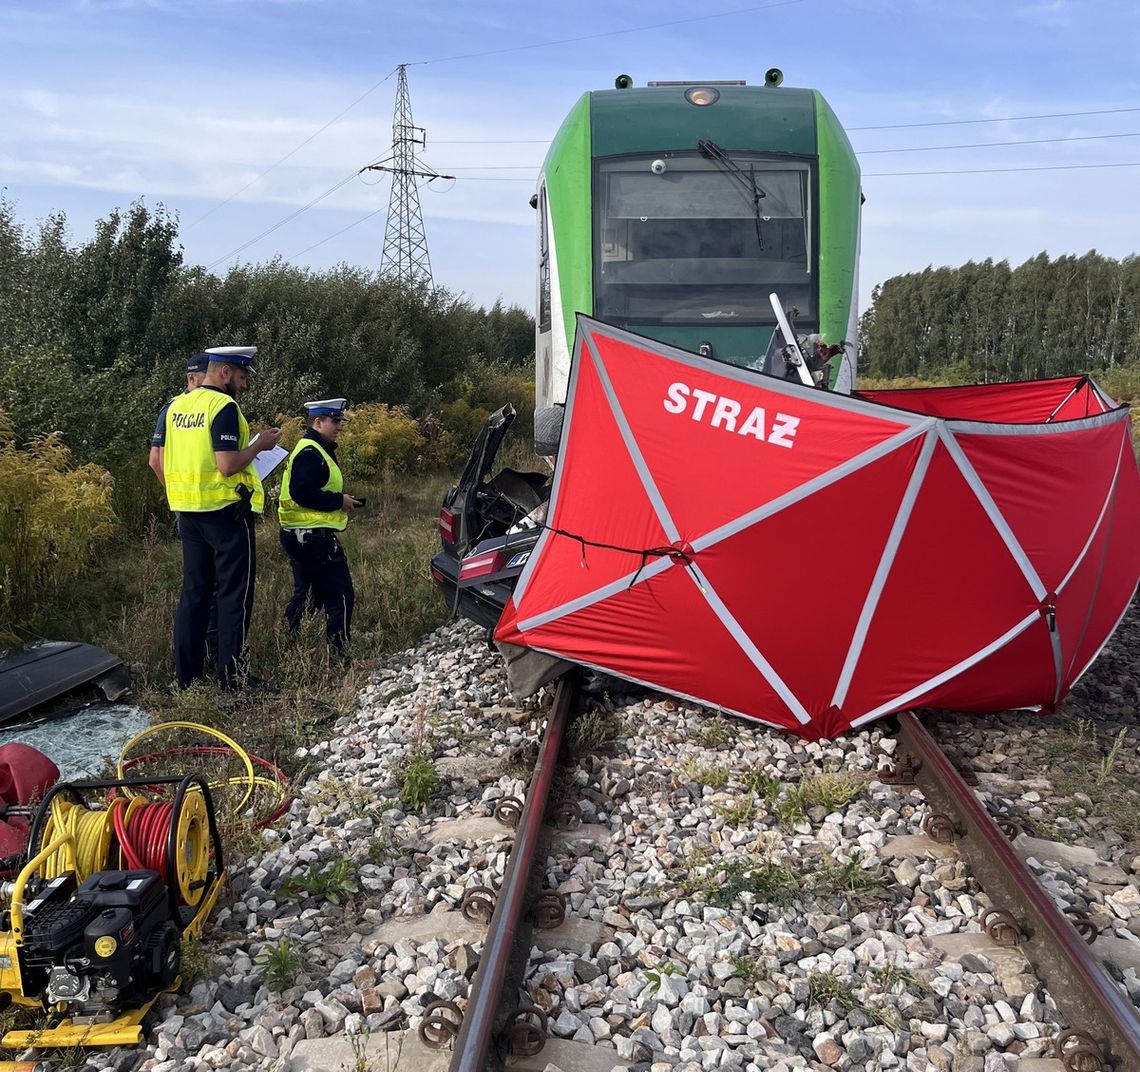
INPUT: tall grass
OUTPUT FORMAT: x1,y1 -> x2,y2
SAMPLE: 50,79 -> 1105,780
14,465 -> 456,794
24,467 -> 454,684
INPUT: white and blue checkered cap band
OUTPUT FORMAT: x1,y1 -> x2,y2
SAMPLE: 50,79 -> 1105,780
304,398 -> 347,417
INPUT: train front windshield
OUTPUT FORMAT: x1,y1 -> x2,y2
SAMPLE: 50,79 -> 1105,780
594,154 -> 814,326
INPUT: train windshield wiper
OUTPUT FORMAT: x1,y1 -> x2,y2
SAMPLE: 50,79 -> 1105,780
697,139 -> 767,249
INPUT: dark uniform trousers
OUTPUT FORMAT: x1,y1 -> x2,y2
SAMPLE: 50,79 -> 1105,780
174,516 -> 219,668
174,501 -> 256,688
280,528 -> 354,652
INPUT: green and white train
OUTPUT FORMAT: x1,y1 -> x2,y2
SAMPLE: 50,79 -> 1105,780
532,71 -> 862,451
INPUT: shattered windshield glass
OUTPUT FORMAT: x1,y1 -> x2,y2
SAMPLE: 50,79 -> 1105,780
594,153 -> 814,326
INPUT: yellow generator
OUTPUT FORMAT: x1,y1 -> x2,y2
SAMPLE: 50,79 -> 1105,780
0,774 -> 224,1049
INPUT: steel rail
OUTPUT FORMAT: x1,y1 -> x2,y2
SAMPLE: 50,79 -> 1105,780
447,675 -> 577,1072
896,710 -> 1140,1071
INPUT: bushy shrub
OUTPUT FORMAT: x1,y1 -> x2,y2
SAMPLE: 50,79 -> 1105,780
273,413 -> 306,453
1096,365 -> 1140,404
335,404 -> 424,480
0,408 -> 117,634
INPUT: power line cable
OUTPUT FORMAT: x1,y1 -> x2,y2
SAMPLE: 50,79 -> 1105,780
402,107 -> 1140,146
859,131 -> 1140,154
185,68 -> 400,230
433,139 -> 547,145
849,106 -> 1140,132
865,160 -> 1140,177
184,2 -> 804,227
433,129 -> 1140,171
405,0 -> 804,67
205,171 -> 360,270
290,207 -> 387,260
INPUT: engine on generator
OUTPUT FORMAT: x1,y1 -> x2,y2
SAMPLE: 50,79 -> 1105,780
17,869 -> 180,1022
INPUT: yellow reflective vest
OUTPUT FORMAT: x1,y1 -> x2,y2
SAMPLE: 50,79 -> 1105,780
163,388 -> 264,514
278,438 -> 347,531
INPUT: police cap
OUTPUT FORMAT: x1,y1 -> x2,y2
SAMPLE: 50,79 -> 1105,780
304,398 -> 348,420
186,353 -> 211,373
205,345 -> 258,373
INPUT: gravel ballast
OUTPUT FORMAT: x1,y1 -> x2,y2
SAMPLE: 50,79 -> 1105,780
60,599 -> 1140,1072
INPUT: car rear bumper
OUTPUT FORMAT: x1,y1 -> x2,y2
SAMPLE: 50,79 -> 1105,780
430,551 -> 510,632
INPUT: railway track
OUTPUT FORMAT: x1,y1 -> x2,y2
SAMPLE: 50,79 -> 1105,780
884,713 -> 1140,1072
66,615 -> 1137,1072
407,680 -> 1140,1072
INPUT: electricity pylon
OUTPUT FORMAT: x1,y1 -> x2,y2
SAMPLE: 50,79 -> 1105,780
363,65 -> 452,288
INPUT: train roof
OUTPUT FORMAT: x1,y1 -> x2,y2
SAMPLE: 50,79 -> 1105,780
587,84 -> 821,157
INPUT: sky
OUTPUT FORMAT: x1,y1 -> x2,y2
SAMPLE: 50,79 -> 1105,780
2,0 -> 1139,320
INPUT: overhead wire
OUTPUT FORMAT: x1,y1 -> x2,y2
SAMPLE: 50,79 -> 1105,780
400,106 -> 1140,147
188,0 -> 804,234
431,130 -> 1140,172
865,160 -> 1140,177
859,131 -> 1140,154
404,0 -> 804,67
849,105 -> 1140,132
289,206 -> 386,259
183,67 -> 400,230
205,170 -> 360,270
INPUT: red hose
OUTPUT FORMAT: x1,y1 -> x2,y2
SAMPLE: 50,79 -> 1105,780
112,800 -> 174,881
120,745 -> 292,828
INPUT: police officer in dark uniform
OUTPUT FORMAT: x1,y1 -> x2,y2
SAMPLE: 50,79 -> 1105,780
149,353 -> 218,667
148,353 -> 209,483
163,346 -> 281,689
278,399 -> 361,654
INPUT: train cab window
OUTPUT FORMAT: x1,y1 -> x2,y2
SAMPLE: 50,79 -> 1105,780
593,154 -> 814,327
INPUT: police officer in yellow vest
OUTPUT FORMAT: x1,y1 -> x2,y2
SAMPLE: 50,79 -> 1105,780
163,347 -> 281,689
278,399 -> 361,654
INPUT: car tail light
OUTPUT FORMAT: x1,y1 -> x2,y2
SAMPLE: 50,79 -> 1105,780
458,548 -> 510,581
439,507 -> 458,543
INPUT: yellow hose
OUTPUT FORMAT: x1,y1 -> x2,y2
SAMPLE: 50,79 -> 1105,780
39,799 -> 117,881
117,721 -> 257,813
10,834 -> 71,943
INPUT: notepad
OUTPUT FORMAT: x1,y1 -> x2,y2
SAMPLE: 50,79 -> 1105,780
250,440 -> 289,481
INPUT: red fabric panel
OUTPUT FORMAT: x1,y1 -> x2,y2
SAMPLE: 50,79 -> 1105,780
1069,439 -> 1140,681
858,377 -> 1088,424
0,743 -> 58,864
518,338 -> 674,617
695,438 -> 924,725
841,441 -> 1039,722
592,332 -> 912,538
953,421 -> 1123,593
1051,380 -> 1109,421
904,617 -> 1056,713
1053,495 -> 1114,689
500,560 -> 800,730
0,822 -> 27,859
500,318 -> 1140,738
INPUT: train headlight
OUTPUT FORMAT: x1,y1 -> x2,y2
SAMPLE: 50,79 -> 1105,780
685,87 -> 720,106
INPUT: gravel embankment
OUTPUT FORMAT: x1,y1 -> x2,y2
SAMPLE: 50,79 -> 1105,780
70,601 -> 1140,1072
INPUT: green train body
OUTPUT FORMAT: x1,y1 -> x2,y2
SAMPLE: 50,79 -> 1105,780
534,75 -> 862,443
